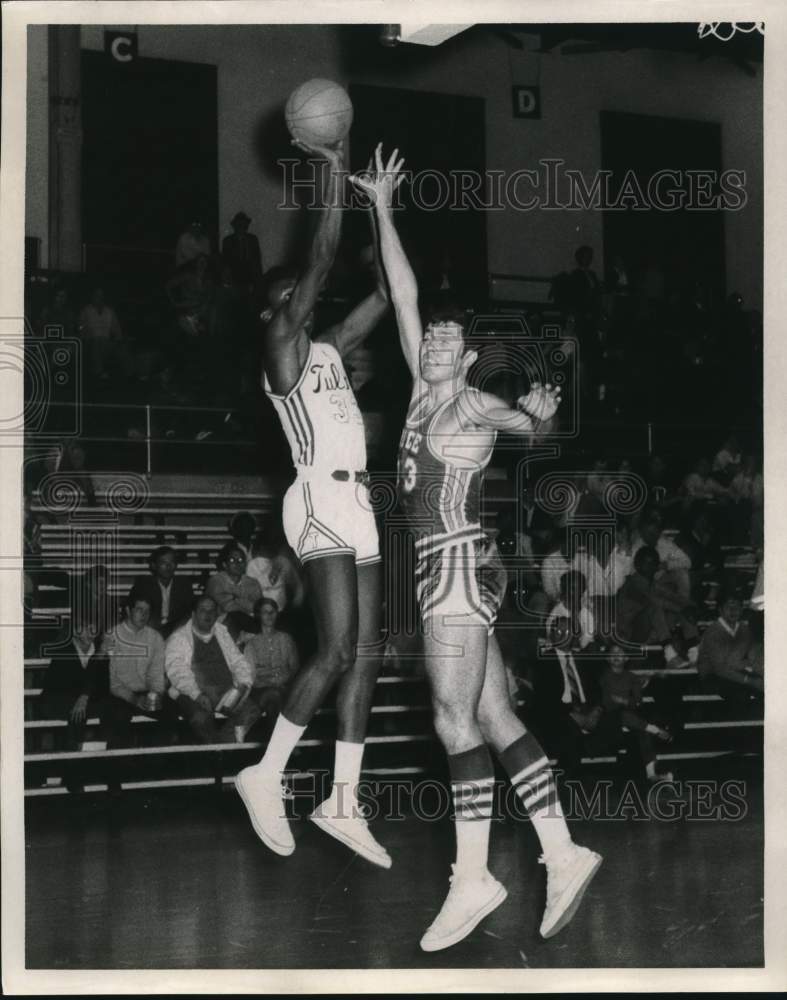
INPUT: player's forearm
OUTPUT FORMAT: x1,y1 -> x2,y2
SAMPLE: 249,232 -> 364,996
307,162 -> 343,272
375,206 -> 418,307
367,208 -> 389,299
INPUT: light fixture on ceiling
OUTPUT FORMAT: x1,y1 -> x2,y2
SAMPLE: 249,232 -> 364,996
379,24 -> 401,48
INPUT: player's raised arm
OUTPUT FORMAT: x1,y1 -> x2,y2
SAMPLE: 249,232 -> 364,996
350,144 -> 422,379
317,178 -> 389,357
457,382 -> 562,435
265,139 -> 345,356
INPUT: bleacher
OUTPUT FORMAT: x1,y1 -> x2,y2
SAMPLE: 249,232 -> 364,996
23,479 -> 763,797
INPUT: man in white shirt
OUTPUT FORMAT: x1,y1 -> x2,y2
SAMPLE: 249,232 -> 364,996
166,595 -> 259,743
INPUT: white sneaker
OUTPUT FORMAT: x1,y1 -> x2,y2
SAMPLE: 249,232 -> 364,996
235,766 -> 294,857
539,844 -> 602,938
309,797 -> 392,869
420,865 -> 507,952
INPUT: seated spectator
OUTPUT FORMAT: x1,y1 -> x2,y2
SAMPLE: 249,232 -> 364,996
175,219 -> 211,269
546,570 -> 595,649
78,286 -> 122,381
165,595 -> 260,743
166,253 -> 214,337
100,594 -> 178,748
40,618 -> 109,752
246,534 -> 304,621
697,592 -> 763,700
712,433 -> 742,486
38,285 -> 77,338
526,616 -> 608,777
76,564 -> 118,636
206,542 -> 262,639
600,644 -> 674,783
228,510 -> 258,560
577,458 -> 609,519
541,533 -> 572,604
129,546 -> 193,639
632,508 -> 692,603
682,457 -> 730,503
674,506 -> 724,605
603,516 -> 635,596
615,546 -> 699,667
244,598 -> 300,728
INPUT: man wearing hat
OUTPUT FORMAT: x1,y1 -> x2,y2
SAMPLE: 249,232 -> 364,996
221,210 -> 263,293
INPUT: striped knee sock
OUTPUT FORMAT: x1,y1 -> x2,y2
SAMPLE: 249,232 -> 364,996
499,732 -> 572,861
448,744 -> 495,877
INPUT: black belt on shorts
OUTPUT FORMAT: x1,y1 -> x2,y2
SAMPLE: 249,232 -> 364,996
331,469 -> 370,485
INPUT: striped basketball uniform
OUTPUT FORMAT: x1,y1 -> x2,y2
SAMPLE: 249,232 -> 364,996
264,340 -> 380,566
398,389 -> 505,632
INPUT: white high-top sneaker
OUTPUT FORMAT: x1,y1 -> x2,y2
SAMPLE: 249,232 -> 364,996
539,843 -> 602,938
309,794 -> 392,869
420,865 -> 508,952
235,765 -> 295,857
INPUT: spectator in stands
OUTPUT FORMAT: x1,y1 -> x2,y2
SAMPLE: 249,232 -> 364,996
526,616 -> 606,778
228,511 -> 257,560
541,531 -> 572,604
697,592 -> 763,700
546,570 -> 595,650
244,598 -> 300,728
175,220 -> 211,269
599,644 -> 674,784
39,285 -> 77,338
40,618 -> 109,752
632,508 -> 692,603
644,454 -> 672,506
577,458 -> 609,519
100,593 -> 178,748
165,253 -> 214,338
129,545 -> 193,639
206,542 -> 262,640
682,456 -> 730,503
221,211 -> 263,294
674,505 -> 724,606
246,533 -> 304,622
76,564 -> 117,637
712,433 -> 742,486
78,286 -> 122,381
615,546 -> 698,667
165,595 -> 260,743
603,515 -> 635,596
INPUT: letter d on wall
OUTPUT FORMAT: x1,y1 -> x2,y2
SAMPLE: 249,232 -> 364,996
105,30 -> 138,64
512,86 -> 541,120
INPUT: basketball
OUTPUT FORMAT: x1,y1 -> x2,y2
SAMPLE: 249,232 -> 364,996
285,78 -> 354,147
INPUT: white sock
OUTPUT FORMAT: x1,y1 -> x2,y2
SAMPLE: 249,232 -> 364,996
454,819 -> 491,877
529,798 -> 573,862
664,643 -> 679,663
646,760 -> 657,779
330,740 -> 365,811
258,714 -> 305,780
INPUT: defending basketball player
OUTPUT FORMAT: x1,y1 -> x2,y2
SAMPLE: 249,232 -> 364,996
352,146 -> 602,950
235,138 -> 391,868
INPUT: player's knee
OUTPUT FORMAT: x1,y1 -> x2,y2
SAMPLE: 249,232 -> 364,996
322,634 -> 358,675
432,697 -> 476,746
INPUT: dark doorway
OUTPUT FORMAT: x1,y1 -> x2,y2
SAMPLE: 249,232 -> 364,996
81,50 -> 218,276
600,110 -> 725,303
348,83 -> 487,307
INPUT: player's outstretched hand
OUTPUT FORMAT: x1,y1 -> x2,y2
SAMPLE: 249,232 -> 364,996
291,137 -> 345,168
349,142 -> 406,207
517,381 -> 562,422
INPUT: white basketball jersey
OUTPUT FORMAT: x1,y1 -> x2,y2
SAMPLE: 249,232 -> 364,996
264,341 -> 367,474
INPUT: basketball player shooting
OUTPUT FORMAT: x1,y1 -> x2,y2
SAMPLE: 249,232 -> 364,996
236,136 -> 391,869
351,146 -> 602,951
